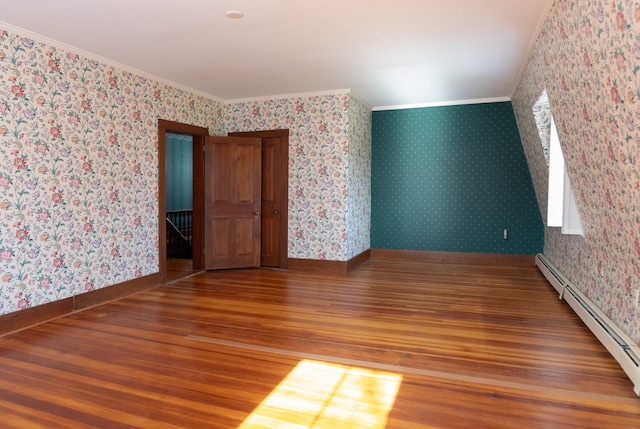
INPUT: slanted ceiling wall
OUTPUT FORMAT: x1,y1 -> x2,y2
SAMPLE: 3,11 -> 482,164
512,0 -> 640,343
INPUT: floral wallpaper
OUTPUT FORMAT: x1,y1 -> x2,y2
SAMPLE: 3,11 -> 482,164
346,96 -> 372,260
224,92 -> 372,261
0,27 -> 223,315
512,0 -> 640,343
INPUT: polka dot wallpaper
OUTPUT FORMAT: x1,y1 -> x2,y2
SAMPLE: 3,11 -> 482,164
165,133 -> 193,212
371,102 -> 544,255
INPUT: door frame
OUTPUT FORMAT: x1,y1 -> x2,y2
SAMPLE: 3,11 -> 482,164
230,129 -> 289,269
158,119 -> 208,283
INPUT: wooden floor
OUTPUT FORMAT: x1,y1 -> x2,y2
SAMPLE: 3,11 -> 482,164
0,259 -> 639,428
166,258 -> 198,282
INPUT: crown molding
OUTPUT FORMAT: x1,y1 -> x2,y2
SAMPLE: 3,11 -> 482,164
0,21 -> 224,103
372,97 -> 511,111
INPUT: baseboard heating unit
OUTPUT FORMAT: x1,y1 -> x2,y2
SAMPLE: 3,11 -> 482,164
535,253 -> 640,396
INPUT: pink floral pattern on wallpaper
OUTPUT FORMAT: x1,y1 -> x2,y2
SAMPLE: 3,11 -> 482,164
224,93 -> 371,261
0,28 -> 222,314
512,0 -> 640,342
347,96 -> 372,259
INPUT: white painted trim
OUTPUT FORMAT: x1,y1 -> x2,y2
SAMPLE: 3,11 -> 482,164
561,170 -> 584,236
547,115 -> 565,227
232,88 -> 372,111
225,88 -> 352,105
372,97 -> 511,111
510,0 -> 556,100
535,254 -> 640,397
0,21 -> 224,103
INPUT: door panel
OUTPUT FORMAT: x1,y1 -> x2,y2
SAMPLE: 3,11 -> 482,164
212,144 -> 230,202
261,217 -> 276,263
260,137 -> 281,267
204,136 -> 261,270
236,218 -> 255,256
237,145 -> 255,202
229,129 -> 289,269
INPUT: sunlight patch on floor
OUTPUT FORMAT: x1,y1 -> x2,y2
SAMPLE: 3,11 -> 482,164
237,359 -> 403,429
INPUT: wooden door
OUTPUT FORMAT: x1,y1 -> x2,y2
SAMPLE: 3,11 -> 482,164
261,137 -> 281,267
204,136 -> 261,270
229,130 -> 289,268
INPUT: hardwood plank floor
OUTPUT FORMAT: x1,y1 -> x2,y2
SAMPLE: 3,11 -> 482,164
0,259 -> 638,428
166,258 -> 198,282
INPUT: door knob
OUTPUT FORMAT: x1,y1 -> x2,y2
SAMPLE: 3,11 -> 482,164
273,210 -> 279,215
253,211 -> 260,215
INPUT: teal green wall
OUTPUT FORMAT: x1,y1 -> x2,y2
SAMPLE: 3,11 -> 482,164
371,102 -> 543,255
166,133 -> 193,211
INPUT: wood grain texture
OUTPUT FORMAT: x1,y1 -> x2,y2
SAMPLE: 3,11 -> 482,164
229,129 -> 290,269
289,249 -> 371,274
287,257 -> 351,273
0,259 -> 638,428
0,274 -> 159,337
166,258 -> 199,282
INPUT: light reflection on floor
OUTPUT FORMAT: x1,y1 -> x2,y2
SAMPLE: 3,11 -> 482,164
237,359 -> 403,429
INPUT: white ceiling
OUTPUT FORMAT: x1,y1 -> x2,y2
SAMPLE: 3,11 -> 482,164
1,0 -> 553,109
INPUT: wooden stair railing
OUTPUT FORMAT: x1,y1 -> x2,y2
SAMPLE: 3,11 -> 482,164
167,210 -> 193,246
166,217 -> 192,259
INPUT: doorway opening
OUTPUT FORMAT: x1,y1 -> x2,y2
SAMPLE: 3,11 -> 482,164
165,132 -> 195,279
158,120 -> 207,283
158,121 -> 290,282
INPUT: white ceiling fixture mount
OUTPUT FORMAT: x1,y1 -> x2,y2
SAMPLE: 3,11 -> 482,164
225,10 -> 244,19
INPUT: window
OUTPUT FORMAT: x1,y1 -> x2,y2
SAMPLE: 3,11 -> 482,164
534,90 -> 583,236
